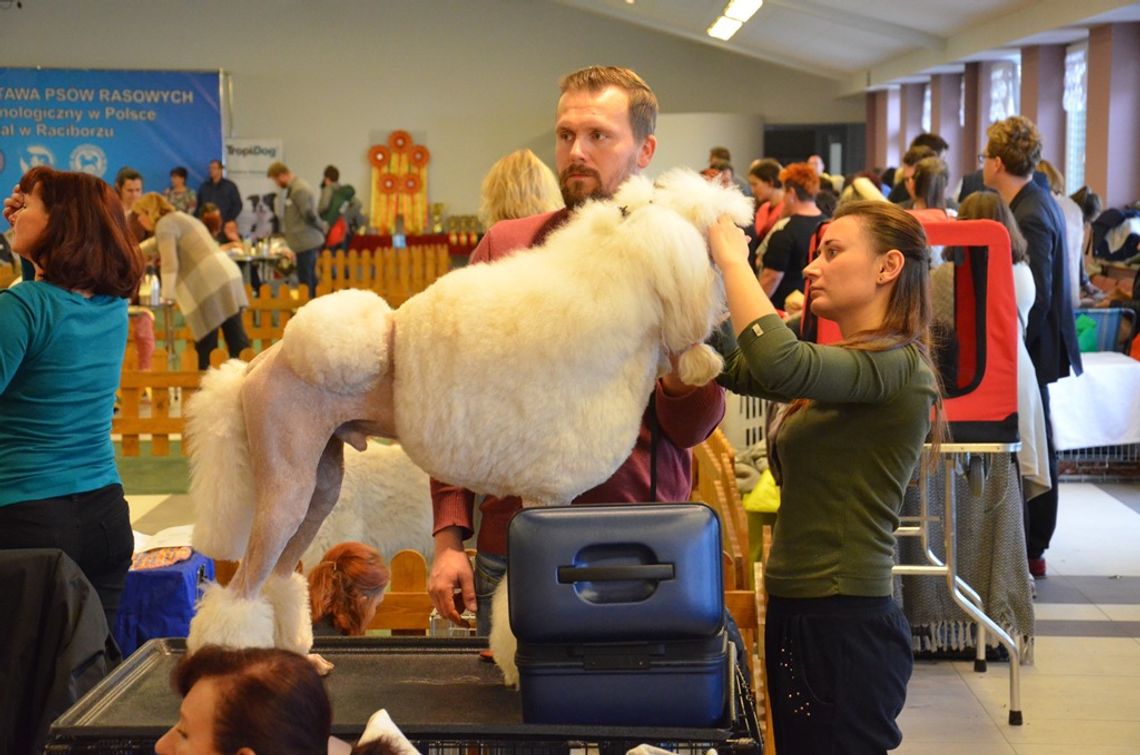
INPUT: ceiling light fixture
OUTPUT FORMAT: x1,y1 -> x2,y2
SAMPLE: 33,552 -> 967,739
724,0 -> 763,23
707,16 -> 743,41
707,0 -> 761,41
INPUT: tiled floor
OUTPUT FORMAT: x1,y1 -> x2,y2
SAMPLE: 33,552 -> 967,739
896,482 -> 1140,754
125,482 -> 1140,753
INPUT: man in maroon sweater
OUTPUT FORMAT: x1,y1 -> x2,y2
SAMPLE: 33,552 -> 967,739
428,66 -> 726,635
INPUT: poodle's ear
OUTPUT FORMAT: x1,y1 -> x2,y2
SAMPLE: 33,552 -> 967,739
652,168 -> 754,234
612,174 -> 655,212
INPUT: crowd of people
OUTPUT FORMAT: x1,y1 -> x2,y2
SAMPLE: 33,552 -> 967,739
0,58 -> 1121,753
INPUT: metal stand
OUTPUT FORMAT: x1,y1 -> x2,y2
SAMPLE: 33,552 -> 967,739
894,442 -> 1024,726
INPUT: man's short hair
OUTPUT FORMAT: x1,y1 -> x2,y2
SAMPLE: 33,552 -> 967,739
266,161 -> 290,179
709,146 -> 731,162
901,145 -> 936,167
708,159 -> 733,175
986,116 -> 1042,178
209,159 -> 224,170
559,66 -> 658,143
170,166 -> 188,180
323,165 -> 340,182
910,132 -> 949,155
114,167 -> 142,189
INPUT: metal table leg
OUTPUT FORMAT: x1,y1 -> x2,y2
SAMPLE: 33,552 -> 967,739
894,445 -> 1024,726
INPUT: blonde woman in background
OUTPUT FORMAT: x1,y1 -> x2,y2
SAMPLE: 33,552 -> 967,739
477,148 -> 564,228
1037,159 -> 1086,310
133,193 -> 250,370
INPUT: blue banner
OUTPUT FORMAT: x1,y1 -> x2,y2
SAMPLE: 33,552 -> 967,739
0,68 -> 223,197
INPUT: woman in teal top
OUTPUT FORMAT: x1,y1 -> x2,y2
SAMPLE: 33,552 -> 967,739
1,167 -> 145,631
709,201 -> 942,754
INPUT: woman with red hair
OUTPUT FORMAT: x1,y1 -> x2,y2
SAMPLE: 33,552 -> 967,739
754,162 -> 825,310
155,645 -> 332,755
308,542 -> 391,636
0,167 -> 145,630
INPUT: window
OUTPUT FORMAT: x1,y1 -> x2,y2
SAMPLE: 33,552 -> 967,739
1063,42 -> 1088,195
989,59 -> 1020,123
959,76 -> 966,128
922,83 -> 932,133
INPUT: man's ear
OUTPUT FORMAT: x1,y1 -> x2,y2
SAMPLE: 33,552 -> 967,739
637,135 -> 657,170
879,249 -> 905,283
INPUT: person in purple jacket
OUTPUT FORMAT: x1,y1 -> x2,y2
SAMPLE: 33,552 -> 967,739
428,66 -> 726,638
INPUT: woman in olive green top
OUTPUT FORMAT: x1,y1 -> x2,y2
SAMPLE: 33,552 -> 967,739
708,201 -> 942,754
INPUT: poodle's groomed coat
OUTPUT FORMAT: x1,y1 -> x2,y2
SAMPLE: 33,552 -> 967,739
185,169 -> 754,655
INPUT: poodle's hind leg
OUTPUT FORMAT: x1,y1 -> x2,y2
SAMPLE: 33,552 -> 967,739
265,436 -> 347,658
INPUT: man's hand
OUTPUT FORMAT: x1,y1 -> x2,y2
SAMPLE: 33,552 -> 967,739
429,527 -> 476,626
660,352 -> 698,396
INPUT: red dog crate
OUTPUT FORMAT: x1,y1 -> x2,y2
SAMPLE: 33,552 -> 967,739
800,219 -> 1019,443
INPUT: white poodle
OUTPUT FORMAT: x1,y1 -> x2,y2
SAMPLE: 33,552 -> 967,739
184,168 -> 753,656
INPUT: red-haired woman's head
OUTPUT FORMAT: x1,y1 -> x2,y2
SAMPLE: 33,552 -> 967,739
778,162 -> 821,201
308,542 -> 390,636
155,645 -> 331,755
15,166 -> 144,298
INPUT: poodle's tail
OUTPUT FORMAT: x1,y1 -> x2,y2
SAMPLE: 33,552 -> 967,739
281,289 -> 394,393
186,359 -> 257,560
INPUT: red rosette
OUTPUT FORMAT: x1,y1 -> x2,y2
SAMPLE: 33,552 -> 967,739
377,173 -> 400,194
388,130 -> 413,153
409,145 -> 431,168
368,145 -> 390,169
402,174 -> 422,193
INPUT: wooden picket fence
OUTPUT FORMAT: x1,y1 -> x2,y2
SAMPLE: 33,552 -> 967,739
163,284 -> 308,355
315,244 -> 451,305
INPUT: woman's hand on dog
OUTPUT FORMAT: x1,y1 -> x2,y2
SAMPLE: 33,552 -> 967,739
430,528 -> 477,625
708,214 -> 750,272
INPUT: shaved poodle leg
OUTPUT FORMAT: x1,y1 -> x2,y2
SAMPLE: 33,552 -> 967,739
275,436 -> 346,576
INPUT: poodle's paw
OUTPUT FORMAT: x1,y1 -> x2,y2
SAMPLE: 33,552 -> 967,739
263,572 -> 314,655
307,653 -> 335,676
187,582 -> 275,652
489,579 -> 519,689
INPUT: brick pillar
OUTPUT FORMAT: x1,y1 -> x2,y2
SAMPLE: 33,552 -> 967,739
1086,22 -> 1140,207
961,62 -> 982,180
1020,44 -> 1066,168
930,73 -> 965,193
898,83 -> 925,157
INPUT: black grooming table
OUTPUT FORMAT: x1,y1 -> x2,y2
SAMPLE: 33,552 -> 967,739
48,637 -> 762,753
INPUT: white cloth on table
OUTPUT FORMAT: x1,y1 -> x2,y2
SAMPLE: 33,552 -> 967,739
1048,351 -> 1140,451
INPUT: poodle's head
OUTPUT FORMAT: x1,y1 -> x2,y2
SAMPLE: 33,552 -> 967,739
650,167 -> 755,236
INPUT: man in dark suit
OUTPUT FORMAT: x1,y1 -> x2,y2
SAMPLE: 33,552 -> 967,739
982,115 -> 1082,578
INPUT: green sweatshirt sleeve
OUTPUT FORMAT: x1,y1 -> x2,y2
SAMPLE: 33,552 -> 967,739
718,314 -> 922,404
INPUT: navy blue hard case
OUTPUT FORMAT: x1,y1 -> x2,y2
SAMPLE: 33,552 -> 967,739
507,503 -> 730,727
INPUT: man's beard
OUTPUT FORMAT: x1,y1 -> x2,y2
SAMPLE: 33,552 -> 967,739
558,164 -> 605,209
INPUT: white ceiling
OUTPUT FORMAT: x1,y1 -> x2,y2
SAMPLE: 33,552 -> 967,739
552,0 -> 1140,93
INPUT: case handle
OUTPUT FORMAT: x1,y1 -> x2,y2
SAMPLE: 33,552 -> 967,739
557,564 -> 675,583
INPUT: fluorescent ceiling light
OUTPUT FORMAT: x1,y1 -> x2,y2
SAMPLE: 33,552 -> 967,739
707,15 -> 743,40
724,0 -> 763,23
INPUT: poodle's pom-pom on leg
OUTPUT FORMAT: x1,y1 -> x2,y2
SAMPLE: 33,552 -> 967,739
677,343 -> 724,386
186,359 -> 255,560
282,289 -> 394,393
263,572 -> 314,655
489,578 -> 519,689
187,582 -> 275,653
